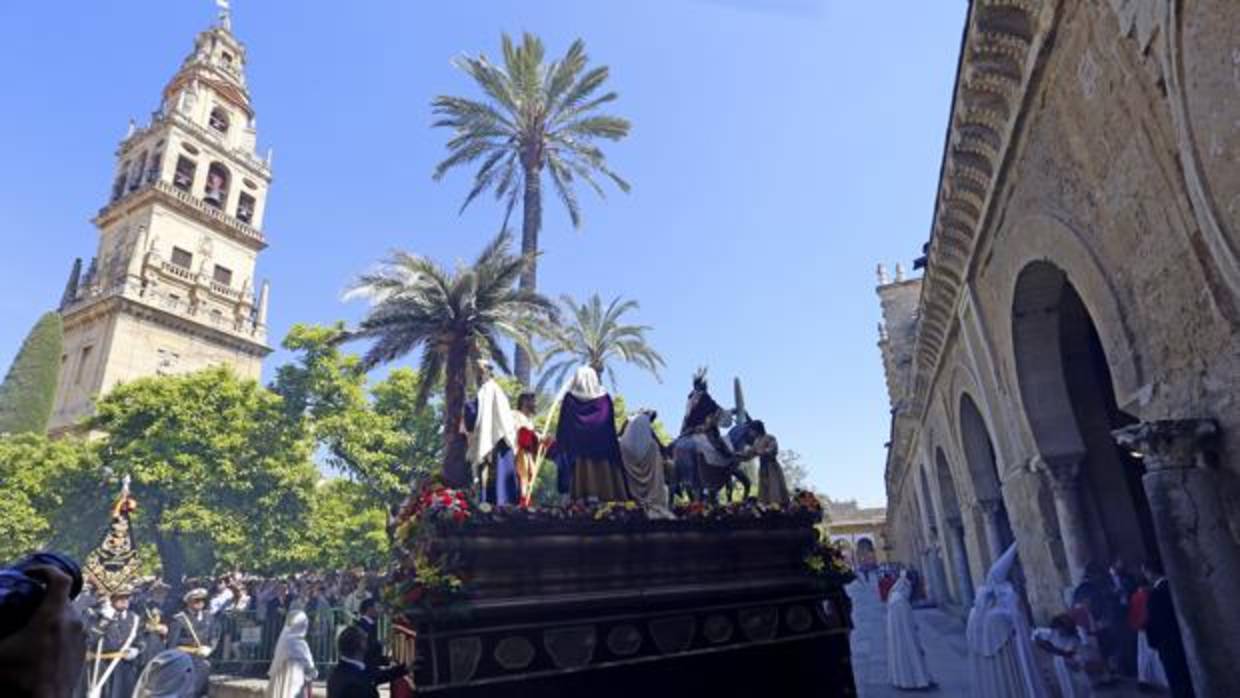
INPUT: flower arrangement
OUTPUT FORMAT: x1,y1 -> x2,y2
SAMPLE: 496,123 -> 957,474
388,480 -> 473,617
803,539 -> 857,590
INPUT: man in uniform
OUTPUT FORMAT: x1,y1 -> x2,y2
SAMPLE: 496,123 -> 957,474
135,580 -> 171,667
167,588 -> 217,697
87,587 -> 144,698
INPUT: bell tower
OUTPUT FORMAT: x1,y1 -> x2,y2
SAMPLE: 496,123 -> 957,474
50,6 -> 273,433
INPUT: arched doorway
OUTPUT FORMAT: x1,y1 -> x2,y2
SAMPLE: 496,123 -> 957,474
959,394 -> 1016,564
935,447 -> 975,604
1011,261 -> 1159,584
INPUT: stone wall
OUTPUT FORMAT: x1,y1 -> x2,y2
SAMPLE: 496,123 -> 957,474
879,0 -> 1240,691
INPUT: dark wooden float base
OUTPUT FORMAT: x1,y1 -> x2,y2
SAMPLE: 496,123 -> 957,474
405,516 -> 857,697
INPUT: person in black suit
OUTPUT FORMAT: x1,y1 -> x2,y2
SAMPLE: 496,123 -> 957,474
326,626 -> 408,698
353,598 -> 387,670
1141,560 -> 1195,698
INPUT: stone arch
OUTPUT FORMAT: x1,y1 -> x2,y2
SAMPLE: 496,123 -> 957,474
958,391 -> 1018,572
935,446 -> 975,605
1009,258 -> 1159,584
996,213 -> 1145,415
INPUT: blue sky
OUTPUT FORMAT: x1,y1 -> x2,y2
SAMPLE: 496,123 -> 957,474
0,1 -> 965,506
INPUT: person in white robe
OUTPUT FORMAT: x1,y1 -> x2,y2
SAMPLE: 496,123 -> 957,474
966,543 -> 1048,698
619,410 -> 673,518
886,570 -> 933,689
467,365 -> 519,504
132,649 -> 197,698
265,611 -> 316,698
1033,614 -> 1092,698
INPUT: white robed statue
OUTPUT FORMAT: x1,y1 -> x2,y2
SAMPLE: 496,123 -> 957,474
966,543 -> 1048,698
886,570 -> 933,689
265,611 -> 316,698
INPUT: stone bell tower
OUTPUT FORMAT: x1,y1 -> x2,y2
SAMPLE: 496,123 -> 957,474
49,6 -> 273,433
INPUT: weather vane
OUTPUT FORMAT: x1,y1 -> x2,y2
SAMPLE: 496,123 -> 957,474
216,0 -> 231,30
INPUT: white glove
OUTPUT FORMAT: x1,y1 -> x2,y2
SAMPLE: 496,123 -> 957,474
100,605 -> 116,621
125,647 -> 140,661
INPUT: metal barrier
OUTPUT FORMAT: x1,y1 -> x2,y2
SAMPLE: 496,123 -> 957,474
213,608 -> 391,677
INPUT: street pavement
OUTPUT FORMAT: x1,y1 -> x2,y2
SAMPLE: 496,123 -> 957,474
844,576 -> 1159,698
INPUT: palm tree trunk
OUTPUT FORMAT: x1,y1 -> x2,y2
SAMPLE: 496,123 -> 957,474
514,163 -> 542,386
442,342 -> 470,487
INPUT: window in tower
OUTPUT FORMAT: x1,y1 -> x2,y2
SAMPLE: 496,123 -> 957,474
129,152 -> 146,191
209,107 -> 230,134
236,192 -> 256,223
213,265 -> 233,287
74,345 -> 94,386
174,156 -> 197,191
171,246 -> 193,270
146,151 -> 163,184
111,167 -> 128,202
204,162 -> 231,208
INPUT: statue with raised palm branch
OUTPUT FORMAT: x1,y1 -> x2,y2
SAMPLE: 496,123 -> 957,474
433,33 -> 632,385
340,230 -> 555,488
533,293 -> 664,395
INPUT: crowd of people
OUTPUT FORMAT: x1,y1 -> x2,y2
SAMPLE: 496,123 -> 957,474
70,569 -> 391,698
879,545 -> 1195,698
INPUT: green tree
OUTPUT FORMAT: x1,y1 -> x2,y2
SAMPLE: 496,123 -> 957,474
779,449 -> 811,492
534,294 -> 664,394
341,230 -> 555,487
433,33 -> 632,384
0,312 -> 64,435
300,479 -> 389,570
273,324 -> 442,510
0,433 -> 101,562
90,367 -> 318,583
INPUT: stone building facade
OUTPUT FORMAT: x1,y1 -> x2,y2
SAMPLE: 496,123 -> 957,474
876,2 -> 1240,694
50,10 -> 272,432
823,498 -> 888,570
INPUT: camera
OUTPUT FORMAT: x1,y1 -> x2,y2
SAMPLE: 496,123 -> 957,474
0,552 -> 83,640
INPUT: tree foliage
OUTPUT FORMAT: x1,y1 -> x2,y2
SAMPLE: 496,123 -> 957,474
342,230 -> 554,486
433,32 -> 632,383
534,293 -> 664,394
0,433 -> 100,562
90,366 -> 318,581
0,312 -> 64,435
273,323 -> 442,511
299,479 -> 389,571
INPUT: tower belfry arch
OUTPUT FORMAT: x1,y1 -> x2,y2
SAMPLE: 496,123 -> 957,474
50,6 -> 273,432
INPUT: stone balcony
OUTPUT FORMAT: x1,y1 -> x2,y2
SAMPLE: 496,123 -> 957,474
97,179 -> 266,250
61,274 -> 267,347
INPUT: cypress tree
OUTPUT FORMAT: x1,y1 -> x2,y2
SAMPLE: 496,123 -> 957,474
0,312 -> 64,435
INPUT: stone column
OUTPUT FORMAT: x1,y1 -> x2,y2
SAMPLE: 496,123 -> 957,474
976,498 -> 1007,563
945,516 -> 974,606
1035,455 -> 1091,584
924,541 -> 951,607
1114,419 -> 1240,698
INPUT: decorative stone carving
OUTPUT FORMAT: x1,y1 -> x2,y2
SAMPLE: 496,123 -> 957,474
447,636 -> 482,684
649,616 -> 695,655
702,614 -> 734,644
785,605 -> 814,634
1112,419 -> 1218,471
544,626 -> 596,669
493,636 -> 536,671
606,625 -> 642,656
738,606 -> 778,642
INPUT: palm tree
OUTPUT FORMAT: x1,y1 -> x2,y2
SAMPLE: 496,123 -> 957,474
432,33 -> 632,384
341,230 -> 555,486
534,293 -> 665,395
